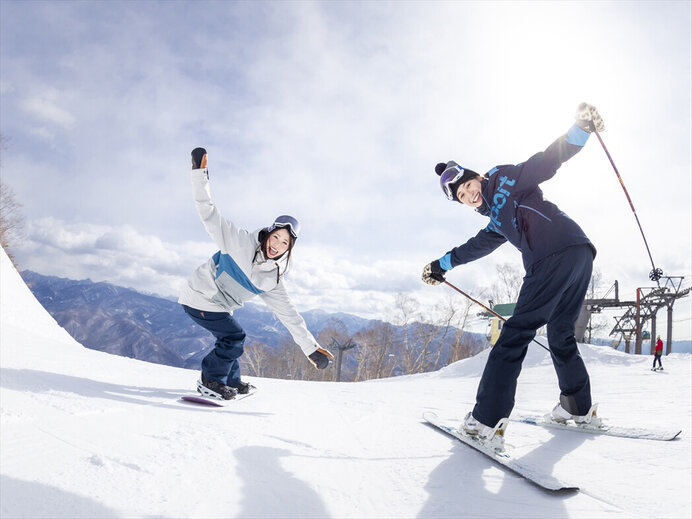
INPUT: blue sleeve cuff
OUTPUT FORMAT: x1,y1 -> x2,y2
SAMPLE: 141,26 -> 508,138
438,253 -> 453,271
566,124 -> 590,147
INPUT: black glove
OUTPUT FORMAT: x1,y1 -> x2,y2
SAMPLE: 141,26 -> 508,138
309,348 -> 334,369
575,103 -> 605,133
422,260 -> 446,285
191,147 -> 207,170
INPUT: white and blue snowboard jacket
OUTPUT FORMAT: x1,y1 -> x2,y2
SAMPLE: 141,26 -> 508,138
178,168 -> 319,357
439,124 -> 597,274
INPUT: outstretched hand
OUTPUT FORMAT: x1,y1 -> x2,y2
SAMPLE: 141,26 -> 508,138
309,347 -> 334,369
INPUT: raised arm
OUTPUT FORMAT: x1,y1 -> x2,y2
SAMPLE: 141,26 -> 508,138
189,148 -> 253,255
511,103 -> 605,190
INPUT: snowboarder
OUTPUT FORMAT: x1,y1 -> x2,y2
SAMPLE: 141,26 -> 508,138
652,335 -> 664,370
422,103 -> 605,445
179,148 -> 334,400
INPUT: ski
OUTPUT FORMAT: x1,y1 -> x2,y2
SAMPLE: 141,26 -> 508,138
423,412 -> 579,492
512,414 -> 681,441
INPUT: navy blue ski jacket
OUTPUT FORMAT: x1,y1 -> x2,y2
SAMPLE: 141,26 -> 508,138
439,124 -> 596,273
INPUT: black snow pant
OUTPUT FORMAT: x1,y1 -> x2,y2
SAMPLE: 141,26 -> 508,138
472,244 -> 594,428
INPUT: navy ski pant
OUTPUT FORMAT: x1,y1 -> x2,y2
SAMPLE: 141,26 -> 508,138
472,244 -> 594,428
182,305 -> 246,387
653,353 -> 662,369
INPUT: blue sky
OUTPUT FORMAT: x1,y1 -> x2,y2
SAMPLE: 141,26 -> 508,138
1,1 -> 690,338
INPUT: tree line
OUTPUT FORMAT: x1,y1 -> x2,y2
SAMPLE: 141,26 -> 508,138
240,293 -> 487,383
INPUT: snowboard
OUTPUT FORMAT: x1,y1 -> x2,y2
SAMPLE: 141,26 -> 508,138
180,387 -> 257,407
512,414 -> 681,441
423,412 -> 578,492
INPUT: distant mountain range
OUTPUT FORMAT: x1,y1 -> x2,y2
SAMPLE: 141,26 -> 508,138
23,271 -> 688,375
20,271 -> 420,371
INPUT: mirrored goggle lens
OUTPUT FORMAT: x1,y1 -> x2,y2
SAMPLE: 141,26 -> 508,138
440,166 -> 464,200
272,215 -> 300,238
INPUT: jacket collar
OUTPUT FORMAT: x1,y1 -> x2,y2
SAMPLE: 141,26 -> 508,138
476,177 -> 492,216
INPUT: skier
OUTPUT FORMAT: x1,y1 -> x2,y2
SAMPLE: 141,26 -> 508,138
422,103 -> 605,445
179,148 -> 334,400
652,335 -> 664,370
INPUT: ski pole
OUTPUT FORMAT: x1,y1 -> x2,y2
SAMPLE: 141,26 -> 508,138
592,127 -> 662,283
443,280 -> 550,352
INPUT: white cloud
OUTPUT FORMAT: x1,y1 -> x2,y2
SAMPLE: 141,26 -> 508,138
20,90 -> 76,128
16,218 -> 207,297
13,217 -> 496,323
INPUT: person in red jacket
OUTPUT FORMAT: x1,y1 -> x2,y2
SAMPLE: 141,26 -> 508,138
652,335 -> 664,370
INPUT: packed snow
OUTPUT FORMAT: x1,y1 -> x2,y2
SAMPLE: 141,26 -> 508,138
1,246 -> 690,519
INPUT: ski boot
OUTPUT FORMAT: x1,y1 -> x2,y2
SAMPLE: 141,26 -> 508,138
550,402 -> 602,428
197,374 -> 237,400
461,412 -> 507,452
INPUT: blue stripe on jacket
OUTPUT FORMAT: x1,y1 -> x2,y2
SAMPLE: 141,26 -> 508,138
212,251 -> 265,295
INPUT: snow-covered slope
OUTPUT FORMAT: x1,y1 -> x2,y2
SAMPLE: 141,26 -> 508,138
1,246 -> 690,518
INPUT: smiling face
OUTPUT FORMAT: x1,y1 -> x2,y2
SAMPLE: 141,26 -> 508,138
456,177 -> 484,208
265,228 -> 291,259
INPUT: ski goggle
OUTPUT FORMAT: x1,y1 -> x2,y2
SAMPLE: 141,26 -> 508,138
268,215 -> 301,239
440,165 -> 466,200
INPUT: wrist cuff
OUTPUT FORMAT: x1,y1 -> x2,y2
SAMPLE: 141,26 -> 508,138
566,124 -> 590,146
438,253 -> 453,271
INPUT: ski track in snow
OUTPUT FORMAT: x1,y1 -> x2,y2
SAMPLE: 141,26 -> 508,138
1,246 -> 691,519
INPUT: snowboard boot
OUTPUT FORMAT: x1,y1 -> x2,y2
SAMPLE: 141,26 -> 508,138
551,402 -> 602,427
460,412 -> 507,452
232,381 -> 255,395
197,374 -> 237,400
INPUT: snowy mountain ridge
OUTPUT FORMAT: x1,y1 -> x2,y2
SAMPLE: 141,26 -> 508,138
1,246 -> 691,518
20,270 -> 489,375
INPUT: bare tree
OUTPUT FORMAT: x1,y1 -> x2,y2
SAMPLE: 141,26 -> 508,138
389,292 -> 481,376
241,340 -> 273,377
489,262 -> 522,304
446,295 -> 478,363
0,135 -> 24,267
405,296 -> 459,374
394,293 -> 419,374
0,185 -> 24,267
353,321 -> 397,381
